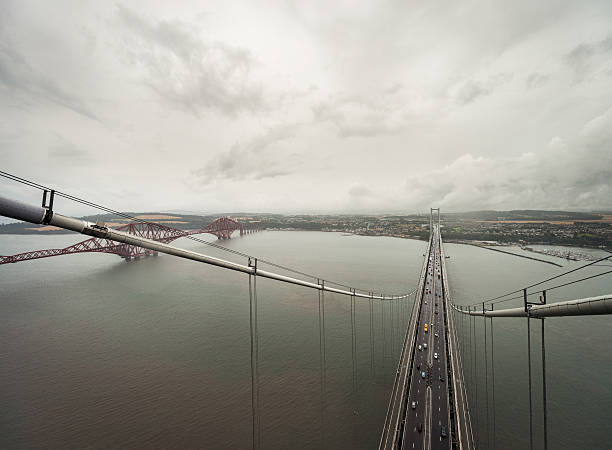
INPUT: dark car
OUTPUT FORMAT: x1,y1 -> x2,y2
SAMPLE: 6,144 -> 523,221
439,375 -> 445,382
417,423 -> 423,433
441,425 -> 447,438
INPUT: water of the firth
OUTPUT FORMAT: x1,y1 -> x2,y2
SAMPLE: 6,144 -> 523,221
1,231 -> 610,449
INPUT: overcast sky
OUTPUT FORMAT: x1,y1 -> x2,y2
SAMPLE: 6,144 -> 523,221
1,0 -> 611,215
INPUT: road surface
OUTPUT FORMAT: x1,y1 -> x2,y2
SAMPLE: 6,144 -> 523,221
401,225 -> 451,449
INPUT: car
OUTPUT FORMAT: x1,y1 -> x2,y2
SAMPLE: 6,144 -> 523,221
434,352 -> 438,359
423,343 -> 427,349
439,375 -> 445,382
435,310 -> 438,314
435,333 -> 439,338
411,401 -> 416,409
418,345 -> 422,351
425,301 -> 428,304
417,423 -> 423,433
421,371 -> 426,378
441,425 -> 447,438
417,363 -> 420,370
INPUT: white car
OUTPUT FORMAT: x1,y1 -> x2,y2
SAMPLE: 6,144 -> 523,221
434,352 -> 438,359
418,345 -> 422,351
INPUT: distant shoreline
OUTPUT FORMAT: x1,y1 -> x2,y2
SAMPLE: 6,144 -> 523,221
1,228 -> 607,253
1,208 -> 609,250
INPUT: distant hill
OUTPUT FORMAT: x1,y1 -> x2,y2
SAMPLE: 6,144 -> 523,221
445,210 -> 604,221
1,209 -> 608,239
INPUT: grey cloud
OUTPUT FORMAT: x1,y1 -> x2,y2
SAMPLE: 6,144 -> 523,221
193,123 -> 301,184
48,135 -> 91,164
79,25 -> 98,54
567,43 -> 595,64
348,185 -> 372,198
455,80 -> 488,105
401,108 -> 612,211
241,123 -> 299,153
454,73 -> 513,105
253,169 -> 293,180
565,35 -> 612,82
525,72 -> 549,89
345,184 -> 381,211
313,93 -> 407,138
383,83 -> 403,95
0,41 -> 100,121
565,44 -> 596,82
115,4 -> 265,116
2,1 -> 612,215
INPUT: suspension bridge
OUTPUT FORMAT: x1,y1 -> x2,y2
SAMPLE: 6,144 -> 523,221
0,177 -> 610,449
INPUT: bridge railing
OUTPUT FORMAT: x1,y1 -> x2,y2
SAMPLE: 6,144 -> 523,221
439,230 -> 475,450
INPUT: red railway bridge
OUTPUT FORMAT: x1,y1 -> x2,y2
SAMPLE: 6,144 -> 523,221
0,217 -> 260,265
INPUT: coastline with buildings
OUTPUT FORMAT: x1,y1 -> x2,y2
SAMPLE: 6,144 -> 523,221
3,210 -> 609,253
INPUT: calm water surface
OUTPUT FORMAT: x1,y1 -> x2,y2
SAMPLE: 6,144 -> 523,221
446,242 -> 612,450
0,231 -> 610,449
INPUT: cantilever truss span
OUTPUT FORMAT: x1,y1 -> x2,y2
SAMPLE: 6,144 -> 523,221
0,217 -> 259,265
